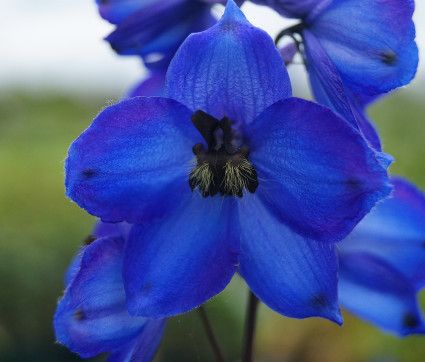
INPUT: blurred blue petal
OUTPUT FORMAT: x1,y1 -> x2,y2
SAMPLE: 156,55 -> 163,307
239,196 -> 342,323
166,0 -> 291,124
251,0 -> 333,20
340,177 -> 425,289
105,0 -> 215,68
338,252 -> 425,336
309,0 -> 418,94
95,0 -> 148,24
124,196 -> 240,318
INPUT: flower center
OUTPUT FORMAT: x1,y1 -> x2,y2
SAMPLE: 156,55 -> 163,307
189,110 -> 258,198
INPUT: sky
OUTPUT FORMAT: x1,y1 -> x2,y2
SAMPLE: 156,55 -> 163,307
1,0 -> 424,97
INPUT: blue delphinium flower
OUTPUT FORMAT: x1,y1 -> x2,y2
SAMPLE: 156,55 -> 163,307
66,0 -> 391,323
54,222 -> 166,361
95,0 -> 245,69
338,177 -> 425,336
260,0 -> 418,95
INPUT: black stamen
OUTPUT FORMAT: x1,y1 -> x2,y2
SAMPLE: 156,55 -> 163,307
219,117 -> 238,155
191,110 -> 220,149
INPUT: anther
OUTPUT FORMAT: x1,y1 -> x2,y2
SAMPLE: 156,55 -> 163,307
189,111 -> 259,198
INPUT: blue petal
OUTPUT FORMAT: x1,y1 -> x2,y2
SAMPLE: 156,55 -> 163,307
108,319 -> 166,362
93,221 -> 123,238
166,0 -> 291,125
128,70 -> 167,97
124,196 -> 240,318
251,0 -> 333,21
65,97 -> 200,224
309,0 -> 418,94
239,196 -> 342,323
303,30 -> 358,129
338,252 -> 425,336
64,222 -> 123,286
350,103 -> 382,152
303,30 -> 385,151
245,97 -> 392,243
106,0 -> 214,68
95,0 -> 148,24
54,237 -> 150,358
64,247 -> 84,287
340,177 -> 425,289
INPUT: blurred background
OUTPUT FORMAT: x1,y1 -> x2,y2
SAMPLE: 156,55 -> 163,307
1,1 -> 425,361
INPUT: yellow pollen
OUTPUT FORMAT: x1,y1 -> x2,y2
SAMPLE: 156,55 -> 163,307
223,158 -> 255,196
189,162 -> 214,192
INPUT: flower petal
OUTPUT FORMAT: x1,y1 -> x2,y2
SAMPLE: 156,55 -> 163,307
303,30 -> 384,151
340,177 -> 425,288
65,97 -> 199,224
239,196 -> 342,323
310,0 -> 418,94
64,222 -> 123,286
95,0 -> 148,24
251,0 -> 332,21
124,196 -> 240,318
166,0 -> 291,125
245,97 -> 391,243
108,319 -> 166,362
338,252 -> 425,336
106,0 -> 214,68
54,237 -> 150,358
303,30 -> 358,129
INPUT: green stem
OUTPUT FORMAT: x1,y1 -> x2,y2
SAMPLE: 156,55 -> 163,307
198,305 -> 227,362
241,291 -> 260,362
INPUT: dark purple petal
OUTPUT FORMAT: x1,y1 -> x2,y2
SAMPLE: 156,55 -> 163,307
166,0 -> 291,125
339,252 -> 425,336
245,97 -> 392,243
124,196 -> 240,318
65,97 -> 199,224
239,196 -> 342,323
